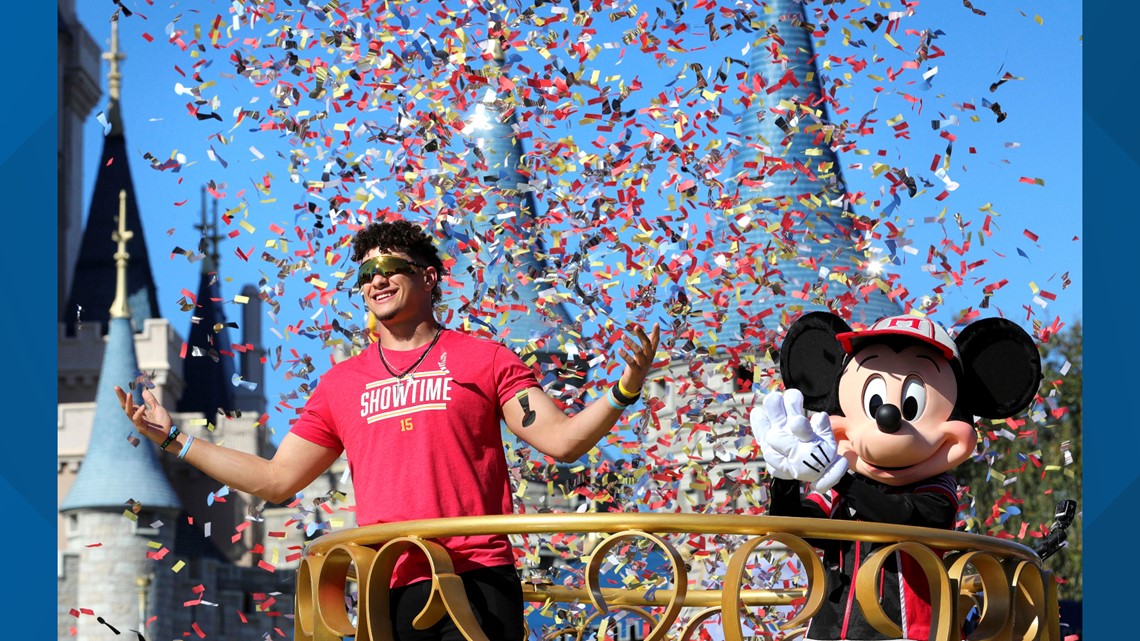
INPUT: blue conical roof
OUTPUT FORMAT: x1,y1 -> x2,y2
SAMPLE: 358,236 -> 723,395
60,316 -> 182,512
695,0 -> 899,340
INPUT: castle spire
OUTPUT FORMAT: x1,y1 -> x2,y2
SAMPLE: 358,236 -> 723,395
177,188 -> 238,420
63,14 -> 161,334
103,12 -> 126,135
195,186 -> 224,268
109,189 -> 132,319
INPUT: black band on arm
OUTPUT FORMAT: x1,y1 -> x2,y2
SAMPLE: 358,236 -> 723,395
610,384 -> 640,406
159,426 -> 181,451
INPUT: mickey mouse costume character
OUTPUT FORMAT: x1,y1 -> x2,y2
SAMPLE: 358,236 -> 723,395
751,311 -> 1042,641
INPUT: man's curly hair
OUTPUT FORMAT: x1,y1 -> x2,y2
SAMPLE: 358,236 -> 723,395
351,220 -> 446,303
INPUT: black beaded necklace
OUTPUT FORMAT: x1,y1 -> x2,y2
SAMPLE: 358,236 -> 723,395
378,328 -> 443,387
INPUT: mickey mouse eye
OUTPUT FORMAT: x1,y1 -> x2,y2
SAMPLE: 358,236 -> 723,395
901,376 -> 927,421
862,376 -> 887,420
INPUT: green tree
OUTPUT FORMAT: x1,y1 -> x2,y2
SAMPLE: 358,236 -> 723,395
956,319 -> 1082,601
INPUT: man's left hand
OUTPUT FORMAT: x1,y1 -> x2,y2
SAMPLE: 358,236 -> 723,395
617,322 -> 661,396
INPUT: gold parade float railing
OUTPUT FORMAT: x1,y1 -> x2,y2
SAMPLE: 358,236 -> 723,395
294,513 -> 1060,641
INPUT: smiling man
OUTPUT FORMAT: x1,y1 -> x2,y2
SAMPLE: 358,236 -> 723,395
116,219 -> 660,641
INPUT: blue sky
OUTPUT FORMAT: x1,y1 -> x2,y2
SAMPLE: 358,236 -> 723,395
72,1 -> 1082,439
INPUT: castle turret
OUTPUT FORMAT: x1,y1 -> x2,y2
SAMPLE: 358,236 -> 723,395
59,189 -> 182,641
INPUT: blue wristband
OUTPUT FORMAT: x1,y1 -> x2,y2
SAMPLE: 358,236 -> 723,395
178,435 -> 196,460
605,389 -> 626,411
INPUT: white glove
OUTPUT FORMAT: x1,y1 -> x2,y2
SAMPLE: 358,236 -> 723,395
749,392 -> 798,481
750,389 -> 848,493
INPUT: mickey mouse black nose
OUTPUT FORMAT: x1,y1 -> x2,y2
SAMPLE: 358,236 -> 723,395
875,404 -> 902,434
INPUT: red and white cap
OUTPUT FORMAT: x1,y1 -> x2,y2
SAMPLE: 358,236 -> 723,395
835,315 -> 960,362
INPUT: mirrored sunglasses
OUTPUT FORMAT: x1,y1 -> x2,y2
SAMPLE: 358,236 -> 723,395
354,255 -> 425,289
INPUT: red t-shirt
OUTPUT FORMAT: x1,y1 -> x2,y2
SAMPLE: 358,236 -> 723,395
289,328 -> 539,586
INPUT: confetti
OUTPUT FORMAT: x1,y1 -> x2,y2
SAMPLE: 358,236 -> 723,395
66,1 -> 1082,635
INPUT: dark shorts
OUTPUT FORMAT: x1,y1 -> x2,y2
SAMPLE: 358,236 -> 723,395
389,564 -> 525,641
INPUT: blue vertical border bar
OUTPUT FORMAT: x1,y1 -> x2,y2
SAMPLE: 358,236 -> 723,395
1083,0 -> 1132,637
7,0 -> 57,632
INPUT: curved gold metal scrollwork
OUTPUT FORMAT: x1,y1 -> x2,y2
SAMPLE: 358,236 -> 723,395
1011,560 -> 1048,641
294,553 -> 319,640
856,542 -> 954,641
583,530 -> 687,641
293,513 -> 1056,641
296,543 -> 377,641
363,537 -> 490,641
321,544 -> 377,639
946,551 -> 1010,641
721,533 -> 825,641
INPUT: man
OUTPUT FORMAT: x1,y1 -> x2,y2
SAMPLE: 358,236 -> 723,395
115,219 -> 660,640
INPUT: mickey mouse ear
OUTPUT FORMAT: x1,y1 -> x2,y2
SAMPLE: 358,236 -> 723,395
779,312 -> 851,412
955,318 -> 1043,418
